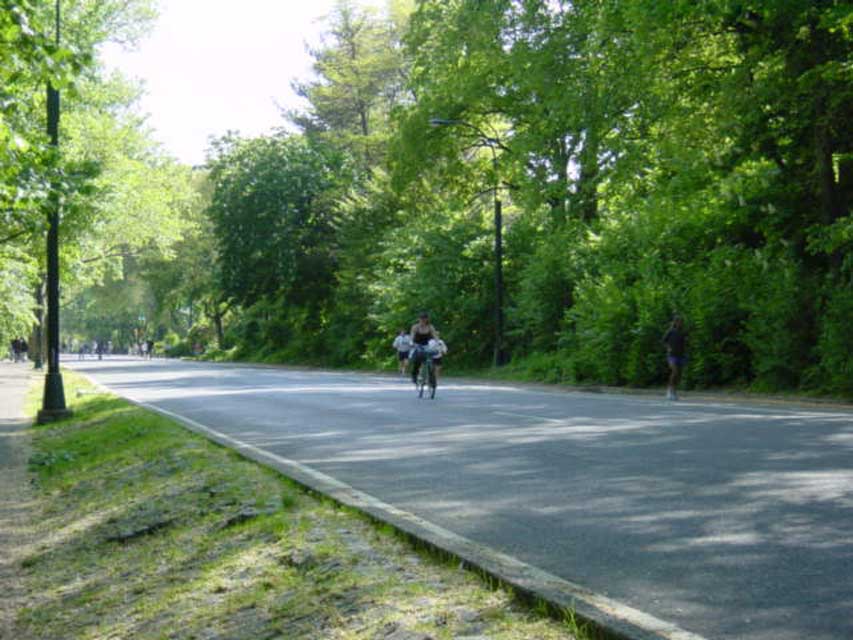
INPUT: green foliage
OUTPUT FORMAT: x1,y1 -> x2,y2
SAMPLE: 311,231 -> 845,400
368,209 -> 496,367
289,0 -> 412,173
0,247 -> 38,347
1,1 -> 87,237
508,217 -> 586,354
740,253 -> 814,391
563,273 -> 638,386
229,296 -> 329,364
48,0 -> 852,399
816,285 -> 853,395
1,0 -> 190,358
501,351 -> 572,385
206,133 -> 345,308
0,1 -> 91,352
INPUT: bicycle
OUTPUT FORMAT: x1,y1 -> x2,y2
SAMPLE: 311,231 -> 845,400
413,346 -> 437,399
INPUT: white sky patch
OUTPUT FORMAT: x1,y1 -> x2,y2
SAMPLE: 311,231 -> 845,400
100,0 -> 382,166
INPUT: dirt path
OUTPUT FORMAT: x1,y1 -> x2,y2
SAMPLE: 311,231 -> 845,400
0,363 -> 37,640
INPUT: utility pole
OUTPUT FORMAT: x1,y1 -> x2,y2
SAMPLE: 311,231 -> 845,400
493,169 -> 505,367
429,117 -> 507,366
37,0 -> 71,423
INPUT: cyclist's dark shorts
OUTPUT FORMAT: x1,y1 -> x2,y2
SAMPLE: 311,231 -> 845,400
397,351 -> 409,361
432,357 -> 443,366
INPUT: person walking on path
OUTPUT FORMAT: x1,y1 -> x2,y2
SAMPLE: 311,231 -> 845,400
392,330 -> 413,376
662,315 -> 687,401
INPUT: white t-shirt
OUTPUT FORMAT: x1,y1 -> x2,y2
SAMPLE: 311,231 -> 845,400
427,338 -> 448,356
393,334 -> 413,353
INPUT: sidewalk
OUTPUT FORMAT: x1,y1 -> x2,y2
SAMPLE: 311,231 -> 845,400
0,362 -> 37,639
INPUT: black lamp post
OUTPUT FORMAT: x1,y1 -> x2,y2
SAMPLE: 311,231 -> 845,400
429,117 -> 507,366
37,0 -> 71,423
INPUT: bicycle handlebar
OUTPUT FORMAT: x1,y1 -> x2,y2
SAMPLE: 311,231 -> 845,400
411,344 -> 440,356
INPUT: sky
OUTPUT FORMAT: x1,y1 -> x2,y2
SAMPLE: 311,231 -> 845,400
100,0 -> 380,166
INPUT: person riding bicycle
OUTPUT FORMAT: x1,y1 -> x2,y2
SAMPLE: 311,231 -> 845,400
410,312 -> 438,386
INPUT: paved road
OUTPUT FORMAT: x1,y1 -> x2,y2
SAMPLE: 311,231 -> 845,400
66,357 -> 853,640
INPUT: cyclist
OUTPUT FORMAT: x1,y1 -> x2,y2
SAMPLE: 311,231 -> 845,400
410,312 -> 438,386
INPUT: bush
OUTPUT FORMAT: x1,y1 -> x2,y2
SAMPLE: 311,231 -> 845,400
741,252 -> 814,391
163,341 -> 193,358
510,220 -> 586,354
816,285 -> 853,397
681,248 -> 753,388
563,274 -> 636,385
507,351 -> 572,384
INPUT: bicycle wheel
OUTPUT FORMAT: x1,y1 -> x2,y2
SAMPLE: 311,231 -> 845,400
417,362 -> 426,398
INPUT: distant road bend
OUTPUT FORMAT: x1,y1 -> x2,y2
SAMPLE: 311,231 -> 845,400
66,356 -> 853,640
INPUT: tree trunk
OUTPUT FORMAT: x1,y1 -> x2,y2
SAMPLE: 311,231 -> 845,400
550,137 -> 570,226
31,276 -> 46,369
213,311 -> 224,347
577,125 -> 600,223
814,94 -> 841,226
813,92 -> 845,271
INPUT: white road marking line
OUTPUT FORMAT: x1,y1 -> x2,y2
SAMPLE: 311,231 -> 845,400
493,410 -> 565,422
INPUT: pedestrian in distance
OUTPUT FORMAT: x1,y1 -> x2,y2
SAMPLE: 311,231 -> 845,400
392,329 -> 413,376
19,338 -> 28,362
662,315 -> 687,400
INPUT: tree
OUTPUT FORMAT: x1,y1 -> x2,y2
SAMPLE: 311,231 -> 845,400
0,1 -> 87,247
206,133 -> 345,311
3,0 -> 197,355
289,0 -> 412,173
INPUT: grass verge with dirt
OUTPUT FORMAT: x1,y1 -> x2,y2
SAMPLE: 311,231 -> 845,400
16,371 -> 588,640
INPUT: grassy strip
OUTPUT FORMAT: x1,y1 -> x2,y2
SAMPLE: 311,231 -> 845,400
18,371 -> 588,640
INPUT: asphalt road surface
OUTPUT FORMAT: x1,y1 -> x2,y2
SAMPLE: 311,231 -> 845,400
66,357 -> 853,640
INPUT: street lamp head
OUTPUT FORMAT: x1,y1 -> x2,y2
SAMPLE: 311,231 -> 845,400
428,117 -> 458,127
428,117 -> 500,149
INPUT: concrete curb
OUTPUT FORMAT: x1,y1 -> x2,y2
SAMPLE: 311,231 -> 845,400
71,367 -> 709,640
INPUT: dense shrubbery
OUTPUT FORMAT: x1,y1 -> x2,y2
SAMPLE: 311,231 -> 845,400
59,1 -> 849,398
183,1 -> 851,397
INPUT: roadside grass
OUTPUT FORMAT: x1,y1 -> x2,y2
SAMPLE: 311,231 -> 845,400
17,371 -> 588,640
